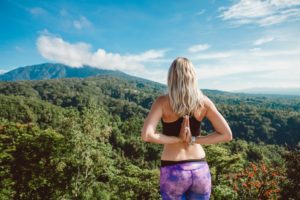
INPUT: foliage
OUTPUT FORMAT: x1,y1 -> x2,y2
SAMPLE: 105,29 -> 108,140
0,76 -> 299,199
227,161 -> 287,200
280,148 -> 300,199
0,119 -> 65,200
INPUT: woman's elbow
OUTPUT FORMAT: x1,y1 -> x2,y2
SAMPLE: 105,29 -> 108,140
225,131 -> 233,141
141,132 -> 151,142
216,130 -> 232,142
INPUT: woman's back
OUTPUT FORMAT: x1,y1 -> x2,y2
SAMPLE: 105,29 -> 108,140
160,94 -> 207,161
141,57 -> 232,199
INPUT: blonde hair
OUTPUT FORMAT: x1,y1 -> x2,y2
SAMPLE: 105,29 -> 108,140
167,57 -> 205,116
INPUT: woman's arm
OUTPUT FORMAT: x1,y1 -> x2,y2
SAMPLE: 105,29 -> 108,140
195,95 -> 233,145
141,95 -> 183,144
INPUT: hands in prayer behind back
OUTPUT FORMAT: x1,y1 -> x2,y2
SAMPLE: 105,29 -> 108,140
179,115 -> 191,147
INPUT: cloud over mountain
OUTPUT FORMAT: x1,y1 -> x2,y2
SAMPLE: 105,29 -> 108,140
36,35 -> 168,73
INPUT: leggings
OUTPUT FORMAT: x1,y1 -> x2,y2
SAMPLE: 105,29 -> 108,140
159,160 -> 212,200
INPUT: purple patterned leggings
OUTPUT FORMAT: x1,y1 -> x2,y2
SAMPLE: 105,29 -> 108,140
159,161 -> 212,200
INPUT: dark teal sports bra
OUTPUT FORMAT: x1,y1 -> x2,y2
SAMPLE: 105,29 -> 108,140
161,115 -> 202,137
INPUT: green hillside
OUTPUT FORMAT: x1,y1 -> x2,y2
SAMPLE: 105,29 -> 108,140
0,75 -> 299,199
0,63 -> 136,81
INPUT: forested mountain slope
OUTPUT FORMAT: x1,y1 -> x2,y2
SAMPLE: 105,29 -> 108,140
1,76 -> 299,146
0,75 -> 299,199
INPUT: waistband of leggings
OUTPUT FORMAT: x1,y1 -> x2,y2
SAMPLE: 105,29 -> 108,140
160,158 -> 207,167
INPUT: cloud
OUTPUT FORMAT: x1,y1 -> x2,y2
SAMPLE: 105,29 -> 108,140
131,67 -> 169,85
28,7 -> 46,15
38,29 -> 51,35
0,69 -> 8,75
250,48 -> 261,52
73,16 -> 91,29
219,0 -> 300,26
192,47 -> 300,90
250,48 -> 300,56
196,58 -> 293,79
254,36 -> 274,45
34,33 -> 299,91
192,52 -> 233,60
188,44 -> 210,53
36,35 -> 168,74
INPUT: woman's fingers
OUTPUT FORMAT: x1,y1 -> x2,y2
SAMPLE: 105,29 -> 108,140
186,129 -> 191,144
186,116 -> 190,143
180,118 -> 187,141
179,115 -> 191,144
184,116 -> 189,143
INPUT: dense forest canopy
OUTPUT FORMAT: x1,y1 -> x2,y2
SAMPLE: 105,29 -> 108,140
0,75 -> 299,199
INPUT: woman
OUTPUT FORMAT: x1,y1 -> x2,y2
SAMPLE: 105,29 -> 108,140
141,57 -> 233,199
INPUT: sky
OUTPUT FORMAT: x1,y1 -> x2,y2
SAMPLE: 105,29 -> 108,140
0,0 -> 300,91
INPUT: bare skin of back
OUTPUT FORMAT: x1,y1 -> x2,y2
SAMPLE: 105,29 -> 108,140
160,94 -> 207,161
141,93 -> 232,159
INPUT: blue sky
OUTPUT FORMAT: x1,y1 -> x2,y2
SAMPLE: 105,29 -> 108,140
1,0 -> 300,91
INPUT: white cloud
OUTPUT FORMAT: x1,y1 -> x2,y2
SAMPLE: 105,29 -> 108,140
259,8 -> 300,26
35,34 -> 299,91
254,36 -> 274,45
130,67 -> 168,85
192,47 -> 300,90
250,48 -> 261,52
196,58 -> 293,79
188,44 -> 210,53
219,0 -> 300,26
196,65 -> 255,79
221,0 -> 272,19
271,0 -> 300,7
192,52 -> 233,60
36,35 -> 168,74
28,7 -> 46,15
250,48 -> 300,56
73,16 -> 91,29
38,29 -> 51,35
0,69 -> 8,75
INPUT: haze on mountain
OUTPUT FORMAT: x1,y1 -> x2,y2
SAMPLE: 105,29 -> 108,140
1,63 -> 300,97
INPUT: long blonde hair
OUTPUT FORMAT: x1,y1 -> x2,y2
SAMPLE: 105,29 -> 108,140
167,57 -> 205,116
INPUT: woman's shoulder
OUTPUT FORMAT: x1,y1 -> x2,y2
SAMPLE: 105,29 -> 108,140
153,94 -> 168,108
202,94 -> 217,112
155,93 -> 214,114
156,94 -> 169,102
157,93 -> 212,108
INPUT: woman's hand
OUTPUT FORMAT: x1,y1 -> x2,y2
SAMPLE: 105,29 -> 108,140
179,115 -> 191,147
186,117 -> 191,145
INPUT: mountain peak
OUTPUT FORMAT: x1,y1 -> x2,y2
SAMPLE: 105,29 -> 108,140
0,63 -> 129,81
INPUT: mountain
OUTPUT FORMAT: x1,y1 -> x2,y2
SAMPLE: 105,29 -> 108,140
231,87 -> 300,96
2,63 -> 299,98
0,63 -> 166,91
0,63 -> 135,81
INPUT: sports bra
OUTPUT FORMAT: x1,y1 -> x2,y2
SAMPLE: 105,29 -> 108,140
161,115 -> 202,137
